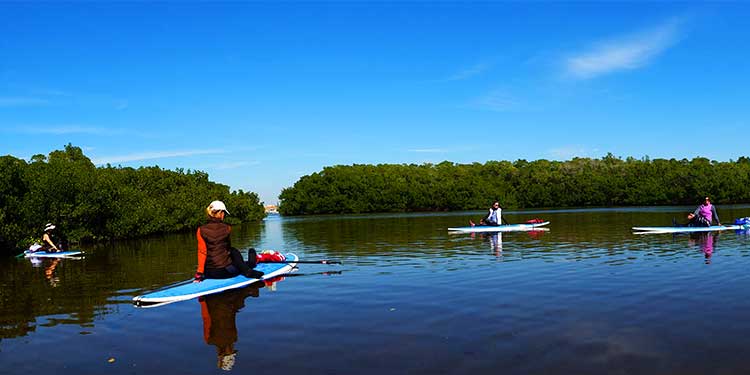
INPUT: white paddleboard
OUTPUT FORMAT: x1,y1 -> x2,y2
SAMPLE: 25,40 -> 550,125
632,225 -> 742,234
448,221 -> 550,233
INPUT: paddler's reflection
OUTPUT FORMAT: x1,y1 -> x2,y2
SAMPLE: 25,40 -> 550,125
489,232 -> 502,256
44,258 -> 61,287
689,232 -> 718,264
199,276 -> 287,371
30,257 -> 62,286
200,283 -> 260,371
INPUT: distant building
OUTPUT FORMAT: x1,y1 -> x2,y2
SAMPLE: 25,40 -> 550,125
264,205 -> 278,214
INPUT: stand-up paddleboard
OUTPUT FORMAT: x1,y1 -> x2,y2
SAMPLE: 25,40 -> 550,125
448,221 -> 550,233
24,250 -> 83,258
632,225 -> 742,234
133,253 -> 298,307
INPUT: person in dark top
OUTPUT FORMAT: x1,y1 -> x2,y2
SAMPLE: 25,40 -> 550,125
40,223 -> 63,252
194,200 -> 264,282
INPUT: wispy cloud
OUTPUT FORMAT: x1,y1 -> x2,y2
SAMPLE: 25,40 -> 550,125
468,89 -> 520,112
215,161 -> 260,170
565,17 -> 685,79
115,100 -> 129,110
91,150 -> 226,165
0,97 -> 50,107
3,87 -> 128,110
29,88 -> 72,97
408,148 -> 448,153
548,146 -> 599,160
7,125 -> 127,136
444,62 -> 493,81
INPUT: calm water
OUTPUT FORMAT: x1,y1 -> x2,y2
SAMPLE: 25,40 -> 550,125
2,206 -> 750,375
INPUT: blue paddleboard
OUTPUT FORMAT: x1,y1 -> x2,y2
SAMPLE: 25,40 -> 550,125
133,253 -> 298,306
24,250 -> 83,258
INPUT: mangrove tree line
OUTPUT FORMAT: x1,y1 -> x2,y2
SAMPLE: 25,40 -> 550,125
278,154 -> 750,215
0,144 -> 265,255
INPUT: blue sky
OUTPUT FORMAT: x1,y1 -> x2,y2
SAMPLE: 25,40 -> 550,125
1,2 -> 749,204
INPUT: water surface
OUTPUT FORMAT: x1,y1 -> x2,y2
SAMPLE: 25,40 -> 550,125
2,206 -> 750,374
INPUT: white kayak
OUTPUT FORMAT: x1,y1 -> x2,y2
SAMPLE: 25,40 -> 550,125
632,225 -> 742,234
133,253 -> 298,307
448,221 -> 550,233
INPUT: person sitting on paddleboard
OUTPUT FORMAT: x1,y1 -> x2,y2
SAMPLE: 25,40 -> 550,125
40,223 -> 63,252
686,197 -> 721,227
194,200 -> 264,282
470,201 -> 506,227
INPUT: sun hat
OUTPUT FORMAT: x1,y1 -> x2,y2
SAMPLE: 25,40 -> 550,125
209,200 -> 230,215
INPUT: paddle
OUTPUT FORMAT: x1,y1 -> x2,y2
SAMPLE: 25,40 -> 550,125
259,259 -> 342,265
281,270 -> 343,277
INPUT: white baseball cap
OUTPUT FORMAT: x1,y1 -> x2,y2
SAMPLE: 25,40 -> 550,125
44,223 -> 56,231
218,352 -> 236,371
209,200 -> 230,215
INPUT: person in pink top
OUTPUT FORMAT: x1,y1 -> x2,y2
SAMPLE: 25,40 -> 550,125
687,196 -> 721,227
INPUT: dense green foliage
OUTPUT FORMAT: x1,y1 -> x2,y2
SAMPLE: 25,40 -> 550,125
279,154 -> 750,215
0,145 -> 265,255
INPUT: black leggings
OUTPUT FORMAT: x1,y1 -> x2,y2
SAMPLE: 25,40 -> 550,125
205,248 -> 259,279
479,219 -> 500,226
688,216 -> 711,227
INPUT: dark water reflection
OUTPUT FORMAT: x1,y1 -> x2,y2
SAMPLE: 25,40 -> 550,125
2,206 -> 750,374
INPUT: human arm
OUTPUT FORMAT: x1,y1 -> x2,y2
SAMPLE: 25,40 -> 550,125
42,233 -> 59,251
712,205 -> 721,225
195,228 -> 207,282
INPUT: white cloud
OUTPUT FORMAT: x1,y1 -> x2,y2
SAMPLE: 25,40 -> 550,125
91,150 -> 226,165
565,18 -> 685,79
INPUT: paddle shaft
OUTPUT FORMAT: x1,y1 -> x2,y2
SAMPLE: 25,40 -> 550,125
259,260 -> 341,265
